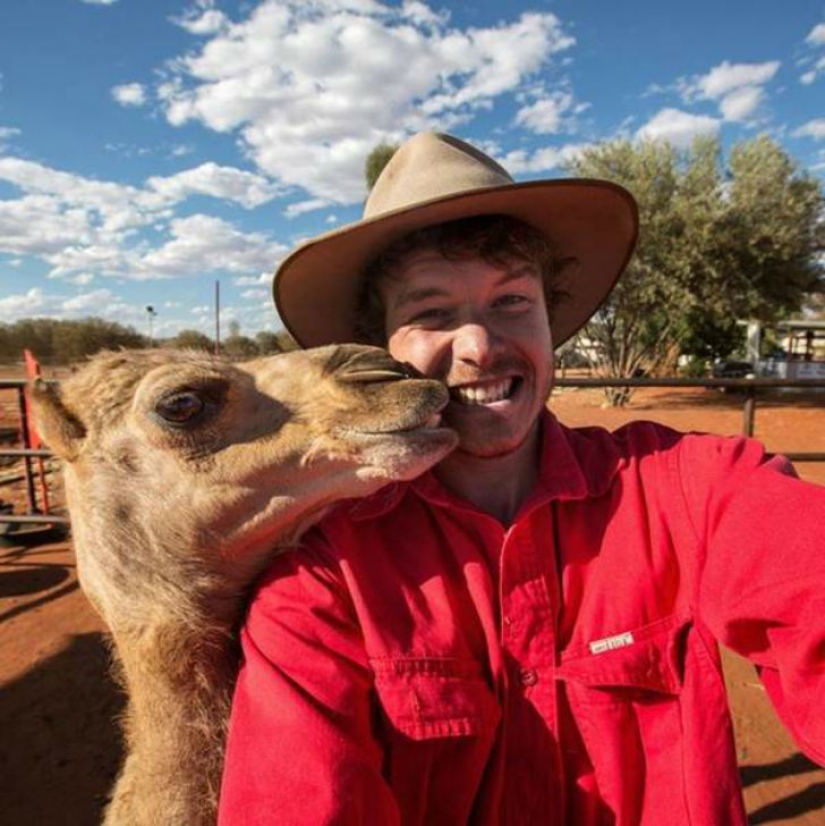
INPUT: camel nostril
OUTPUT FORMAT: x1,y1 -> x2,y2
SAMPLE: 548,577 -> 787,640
335,348 -> 413,384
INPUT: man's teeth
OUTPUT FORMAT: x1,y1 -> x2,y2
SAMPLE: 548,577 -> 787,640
453,379 -> 513,405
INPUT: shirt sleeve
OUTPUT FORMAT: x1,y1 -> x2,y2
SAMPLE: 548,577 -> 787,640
218,531 -> 400,826
678,435 -> 825,765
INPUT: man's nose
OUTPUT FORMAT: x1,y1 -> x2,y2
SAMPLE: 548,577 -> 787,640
453,322 -> 498,368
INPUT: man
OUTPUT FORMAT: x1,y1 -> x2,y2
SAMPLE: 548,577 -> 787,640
219,133 -> 825,825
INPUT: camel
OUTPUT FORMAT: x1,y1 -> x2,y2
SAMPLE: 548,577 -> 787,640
32,344 -> 457,826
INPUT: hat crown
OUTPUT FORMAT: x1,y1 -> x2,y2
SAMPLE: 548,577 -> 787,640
364,132 -> 514,219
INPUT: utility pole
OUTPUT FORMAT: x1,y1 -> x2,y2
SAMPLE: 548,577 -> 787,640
214,280 -> 221,355
146,305 -> 157,347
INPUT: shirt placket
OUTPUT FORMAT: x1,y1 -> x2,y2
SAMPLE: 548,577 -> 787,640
499,506 -> 564,824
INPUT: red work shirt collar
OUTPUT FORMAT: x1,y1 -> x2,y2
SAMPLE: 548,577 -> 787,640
347,411 -> 622,523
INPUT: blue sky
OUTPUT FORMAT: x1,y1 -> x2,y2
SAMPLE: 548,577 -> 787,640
1,0 -> 823,339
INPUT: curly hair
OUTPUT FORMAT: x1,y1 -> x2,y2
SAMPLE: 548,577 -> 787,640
353,214 -> 571,345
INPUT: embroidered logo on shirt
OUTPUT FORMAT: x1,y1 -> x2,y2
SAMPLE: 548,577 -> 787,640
589,631 -> 635,655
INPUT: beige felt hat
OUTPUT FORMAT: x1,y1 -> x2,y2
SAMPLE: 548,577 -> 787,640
273,132 -> 638,348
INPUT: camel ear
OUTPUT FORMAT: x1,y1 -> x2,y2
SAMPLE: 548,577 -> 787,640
30,378 -> 86,462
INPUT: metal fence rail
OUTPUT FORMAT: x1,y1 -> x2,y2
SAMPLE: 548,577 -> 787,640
554,376 -> 825,462
1,377 -> 68,528
2,375 -> 824,529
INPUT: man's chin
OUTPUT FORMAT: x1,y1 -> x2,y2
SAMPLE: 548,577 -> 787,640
449,428 -> 537,461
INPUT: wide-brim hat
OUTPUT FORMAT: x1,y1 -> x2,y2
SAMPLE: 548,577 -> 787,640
274,132 -> 638,348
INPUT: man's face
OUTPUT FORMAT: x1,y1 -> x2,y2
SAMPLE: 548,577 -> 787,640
381,249 -> 554,459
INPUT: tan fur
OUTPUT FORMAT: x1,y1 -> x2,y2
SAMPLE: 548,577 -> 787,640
32,345 -> 457,826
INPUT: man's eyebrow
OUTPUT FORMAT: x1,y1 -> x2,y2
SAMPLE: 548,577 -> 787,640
390,285 -> 450,311
390,262 -> 540,311
496,262 -> 540,284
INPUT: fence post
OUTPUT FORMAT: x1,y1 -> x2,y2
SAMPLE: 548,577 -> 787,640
742,386 -> 756,438
17,385 -> 40,514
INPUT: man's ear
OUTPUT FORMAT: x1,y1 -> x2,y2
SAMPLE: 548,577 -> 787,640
30,378 -> 86,462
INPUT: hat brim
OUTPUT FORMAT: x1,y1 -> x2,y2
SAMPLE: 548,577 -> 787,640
273,178 -> 638,349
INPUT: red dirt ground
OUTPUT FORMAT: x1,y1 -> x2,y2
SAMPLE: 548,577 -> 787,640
1,377 -> 824,824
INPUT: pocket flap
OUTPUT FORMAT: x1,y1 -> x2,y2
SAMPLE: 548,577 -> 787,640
371,657 -> 501,741
557,616 -> 687,696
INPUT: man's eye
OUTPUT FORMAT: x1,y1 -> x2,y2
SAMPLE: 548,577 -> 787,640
409,307 -> 450,323
495,294 -> 530,309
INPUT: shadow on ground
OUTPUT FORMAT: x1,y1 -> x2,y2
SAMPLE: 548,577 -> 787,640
741,753 -> 825,823
0,632 -> 124,826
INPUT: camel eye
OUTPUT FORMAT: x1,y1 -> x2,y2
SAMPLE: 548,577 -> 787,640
154,392 -> 205,426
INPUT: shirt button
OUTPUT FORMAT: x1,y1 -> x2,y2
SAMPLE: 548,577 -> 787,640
518,667 -> 538,686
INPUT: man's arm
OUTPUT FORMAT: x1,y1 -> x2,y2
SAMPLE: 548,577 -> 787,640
218,536 -> 400,825
679,435 -> 825,765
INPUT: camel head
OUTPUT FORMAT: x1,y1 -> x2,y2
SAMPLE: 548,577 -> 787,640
32,345 -> 457,628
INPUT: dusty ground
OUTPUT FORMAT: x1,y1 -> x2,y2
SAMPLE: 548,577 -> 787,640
1,374 -> 824,824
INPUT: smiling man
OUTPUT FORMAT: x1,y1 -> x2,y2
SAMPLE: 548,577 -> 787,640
219,133 -> 825,825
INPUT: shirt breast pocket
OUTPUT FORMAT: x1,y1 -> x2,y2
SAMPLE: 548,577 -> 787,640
370,656 -> 501,741
557,615 -> 691,824
369,656 -> 502,824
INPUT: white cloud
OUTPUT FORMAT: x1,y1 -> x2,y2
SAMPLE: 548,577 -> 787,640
0,156 -> 169,237
233,273 -> 270,286
284,198 -> 330,218
799,55 -> 825,85
514,91 -> 574,135
678,60 -> 779,124
0,156 -> 290,281
112,83 -> 147,107
636,108 -> 721,149
793,119 -> 825,139
62,288 -> 118,312
147,162 -> 282,208
692,60 -> 780,99
80,0 -> 119,5
158,0 -> 575,203
400,0 -> 448,27
136,214 -> 287,279
63,272 -> 95,286
500,142 -> 589,174
718,85 -> 764,122
0,286 -> 133,324
0,126 -> 21,150
241,288 -> 268,300
0,195 -> 96,256
0,288 -> 48,316
806,23 -> 825,46
172,0 -> 229,35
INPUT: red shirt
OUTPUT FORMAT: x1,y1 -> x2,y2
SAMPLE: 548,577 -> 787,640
219,414 -> 825,825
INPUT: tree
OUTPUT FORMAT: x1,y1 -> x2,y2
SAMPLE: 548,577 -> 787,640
255,330 -> 299,354
566,135 -> 824,404
0,317 -> 146,364
222,335 -> 259,361
365,143 -> 398,191
171,330 -> 214,352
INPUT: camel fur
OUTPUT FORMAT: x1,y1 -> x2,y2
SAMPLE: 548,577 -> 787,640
32,344 -> 457,825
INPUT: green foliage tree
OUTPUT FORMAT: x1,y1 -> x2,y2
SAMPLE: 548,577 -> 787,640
365,143 -> 398,191
171,329 -> 214,352
0,317 -> 146,364
222,335 -> 259,361
566,135 -> 823,404
255,330 -> 299,354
